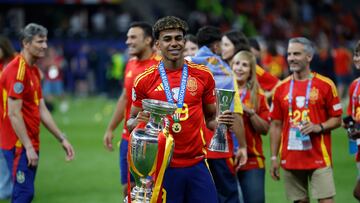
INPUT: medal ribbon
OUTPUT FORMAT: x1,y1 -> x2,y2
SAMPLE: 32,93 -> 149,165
158,61 -> 188,122
288,73 -> 313,124
240,88 -> 247,102
352,79 -> 360,119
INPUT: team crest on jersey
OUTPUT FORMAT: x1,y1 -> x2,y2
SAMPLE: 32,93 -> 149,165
16,170 -> 25,184
171,87 -> 179,101
295,96 -> 305,108
310,87 -> 319,103
187,76 -> 197,96
132,87 -> 136,101
14,82 -> 24,94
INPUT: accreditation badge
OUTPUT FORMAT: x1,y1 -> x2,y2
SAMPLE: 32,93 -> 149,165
172,122 -> 182,133
287,123 -> 312,151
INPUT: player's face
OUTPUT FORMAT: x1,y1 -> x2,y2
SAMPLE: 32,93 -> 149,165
156,29 -> 185,62
25,35 -> 47,59
287,42 -> 311,73
183,40 -> 198,57
221,35 -> 235,61
232,57 -> 251,83
354,51 -> 360,70
126,27 -> 149,57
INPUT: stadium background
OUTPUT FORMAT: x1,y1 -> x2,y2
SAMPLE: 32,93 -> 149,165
1,0 -> 360,202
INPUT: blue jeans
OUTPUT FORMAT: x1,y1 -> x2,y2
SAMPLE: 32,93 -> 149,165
0,150 -> 12,199
237,168 -> 265,203
208,158 -> 241,203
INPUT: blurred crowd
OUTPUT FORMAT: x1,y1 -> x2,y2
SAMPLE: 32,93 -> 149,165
0,0 -> 359,99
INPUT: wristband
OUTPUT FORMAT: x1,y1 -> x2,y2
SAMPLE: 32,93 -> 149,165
270,156 -> 277,161
319,123 -> 325,133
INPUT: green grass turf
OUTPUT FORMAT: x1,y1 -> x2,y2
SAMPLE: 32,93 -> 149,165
0,96 -> 358,203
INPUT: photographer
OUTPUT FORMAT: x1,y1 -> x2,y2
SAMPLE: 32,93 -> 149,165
345,40 -> 360,200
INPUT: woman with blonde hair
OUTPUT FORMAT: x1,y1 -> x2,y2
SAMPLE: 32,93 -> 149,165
232,50 -> 269,203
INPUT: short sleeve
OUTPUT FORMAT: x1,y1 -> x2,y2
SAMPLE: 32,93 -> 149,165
325,81 -> 343,117
269,86 -> 283,121
202,72 -> 216,105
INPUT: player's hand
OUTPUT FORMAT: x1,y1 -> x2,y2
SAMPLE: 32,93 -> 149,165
103,130 -> 114,151
217,110 -> 235,127
270,158 -> 280,181
136,111 -> 150,124
300,121 -> 321,135
234,147 -> 247,171
25,147 -> 39,167
61,139 -> 75,161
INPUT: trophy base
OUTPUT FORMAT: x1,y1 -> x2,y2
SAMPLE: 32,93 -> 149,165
124,186 -> 152,203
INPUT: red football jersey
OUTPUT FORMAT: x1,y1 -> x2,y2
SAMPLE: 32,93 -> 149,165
256,65 -> 279,92
122,54 -> 161,140
347,78 -> 360,162
0,55 -> 42,150
239,90 -> 269,170
269,73 -> 342,169
133,60 -> 216,167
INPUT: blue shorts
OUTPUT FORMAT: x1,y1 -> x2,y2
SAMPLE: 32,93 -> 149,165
208,158 -> 241,203
2,147 -> 38,203
120,139 -> 134,185
162,161 -> 218,203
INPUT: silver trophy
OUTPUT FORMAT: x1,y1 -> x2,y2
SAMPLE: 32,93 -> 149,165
125,99 -> 177,203
208,88 -> 235,152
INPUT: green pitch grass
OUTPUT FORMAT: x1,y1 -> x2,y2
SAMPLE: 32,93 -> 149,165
0,96 -> 358,203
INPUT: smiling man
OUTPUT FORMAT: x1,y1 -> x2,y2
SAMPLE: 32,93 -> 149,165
0,23 -> 75,203
103,21 -> 160,196
269,37 -> 342,203
127,16 -> 244,202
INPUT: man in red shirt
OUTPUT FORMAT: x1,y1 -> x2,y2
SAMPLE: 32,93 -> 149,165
128,16 -> 243,202
345,40 -> 360,201
269,37 -> 342,203
0,23 -> 75,203
103,22 -> 160,196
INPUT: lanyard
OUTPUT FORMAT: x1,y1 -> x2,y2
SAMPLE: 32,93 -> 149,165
352,79 -> 360,118
288,73 -> 313,123
158,61 -> 188,114
240,88 -> 247,102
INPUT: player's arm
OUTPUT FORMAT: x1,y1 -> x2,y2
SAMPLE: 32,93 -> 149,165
228,112 -> 247,170
127,104 -> 149,133
203,103 -> 217,130
8,97 -> 38,167
243,106 -> 269,134
39,98 -> 74,161
103,89 -> 127,151
269,119 -> 282,181
301,116 -> 341,135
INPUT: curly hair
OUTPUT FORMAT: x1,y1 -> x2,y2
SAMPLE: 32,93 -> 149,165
153,16 -> 188,40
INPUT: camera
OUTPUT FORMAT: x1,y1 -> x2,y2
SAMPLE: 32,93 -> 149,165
343,116 -> 356,137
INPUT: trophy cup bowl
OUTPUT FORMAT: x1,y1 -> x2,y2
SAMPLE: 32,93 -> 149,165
208,88 -> 235,152
125,99 -> 177,203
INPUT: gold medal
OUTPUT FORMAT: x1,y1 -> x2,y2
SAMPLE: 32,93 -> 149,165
172,123 -> 182,133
